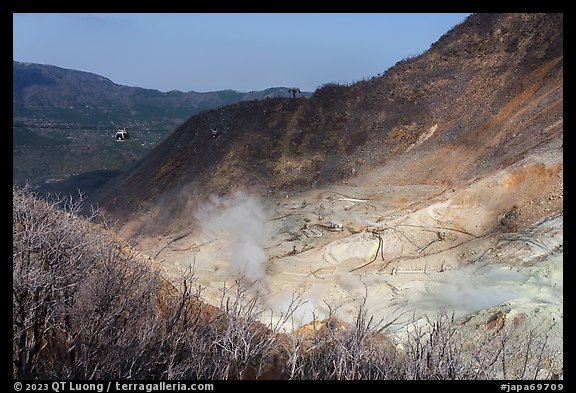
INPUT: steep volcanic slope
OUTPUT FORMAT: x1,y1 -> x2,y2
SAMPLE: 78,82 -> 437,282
92,13 -> 562,239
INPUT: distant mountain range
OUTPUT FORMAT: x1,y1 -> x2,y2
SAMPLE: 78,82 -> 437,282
13,60 -> 311,131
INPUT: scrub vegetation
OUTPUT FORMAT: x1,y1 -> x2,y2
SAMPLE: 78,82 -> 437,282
13,187 -> 561,380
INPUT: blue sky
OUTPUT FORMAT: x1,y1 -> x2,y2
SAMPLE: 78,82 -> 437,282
13,13 -> 470,93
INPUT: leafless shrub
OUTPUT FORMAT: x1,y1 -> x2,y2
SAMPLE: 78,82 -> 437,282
13,185 -> 112,378
13,186 -> 184,378
282,295 -> 403,379
399,310 -> 562,380
401,311 -> 497,379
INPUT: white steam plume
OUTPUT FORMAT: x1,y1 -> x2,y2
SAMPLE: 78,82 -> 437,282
194,192 -> 271,291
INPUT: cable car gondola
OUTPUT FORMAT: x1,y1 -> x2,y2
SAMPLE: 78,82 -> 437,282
115,127 -> 129,141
